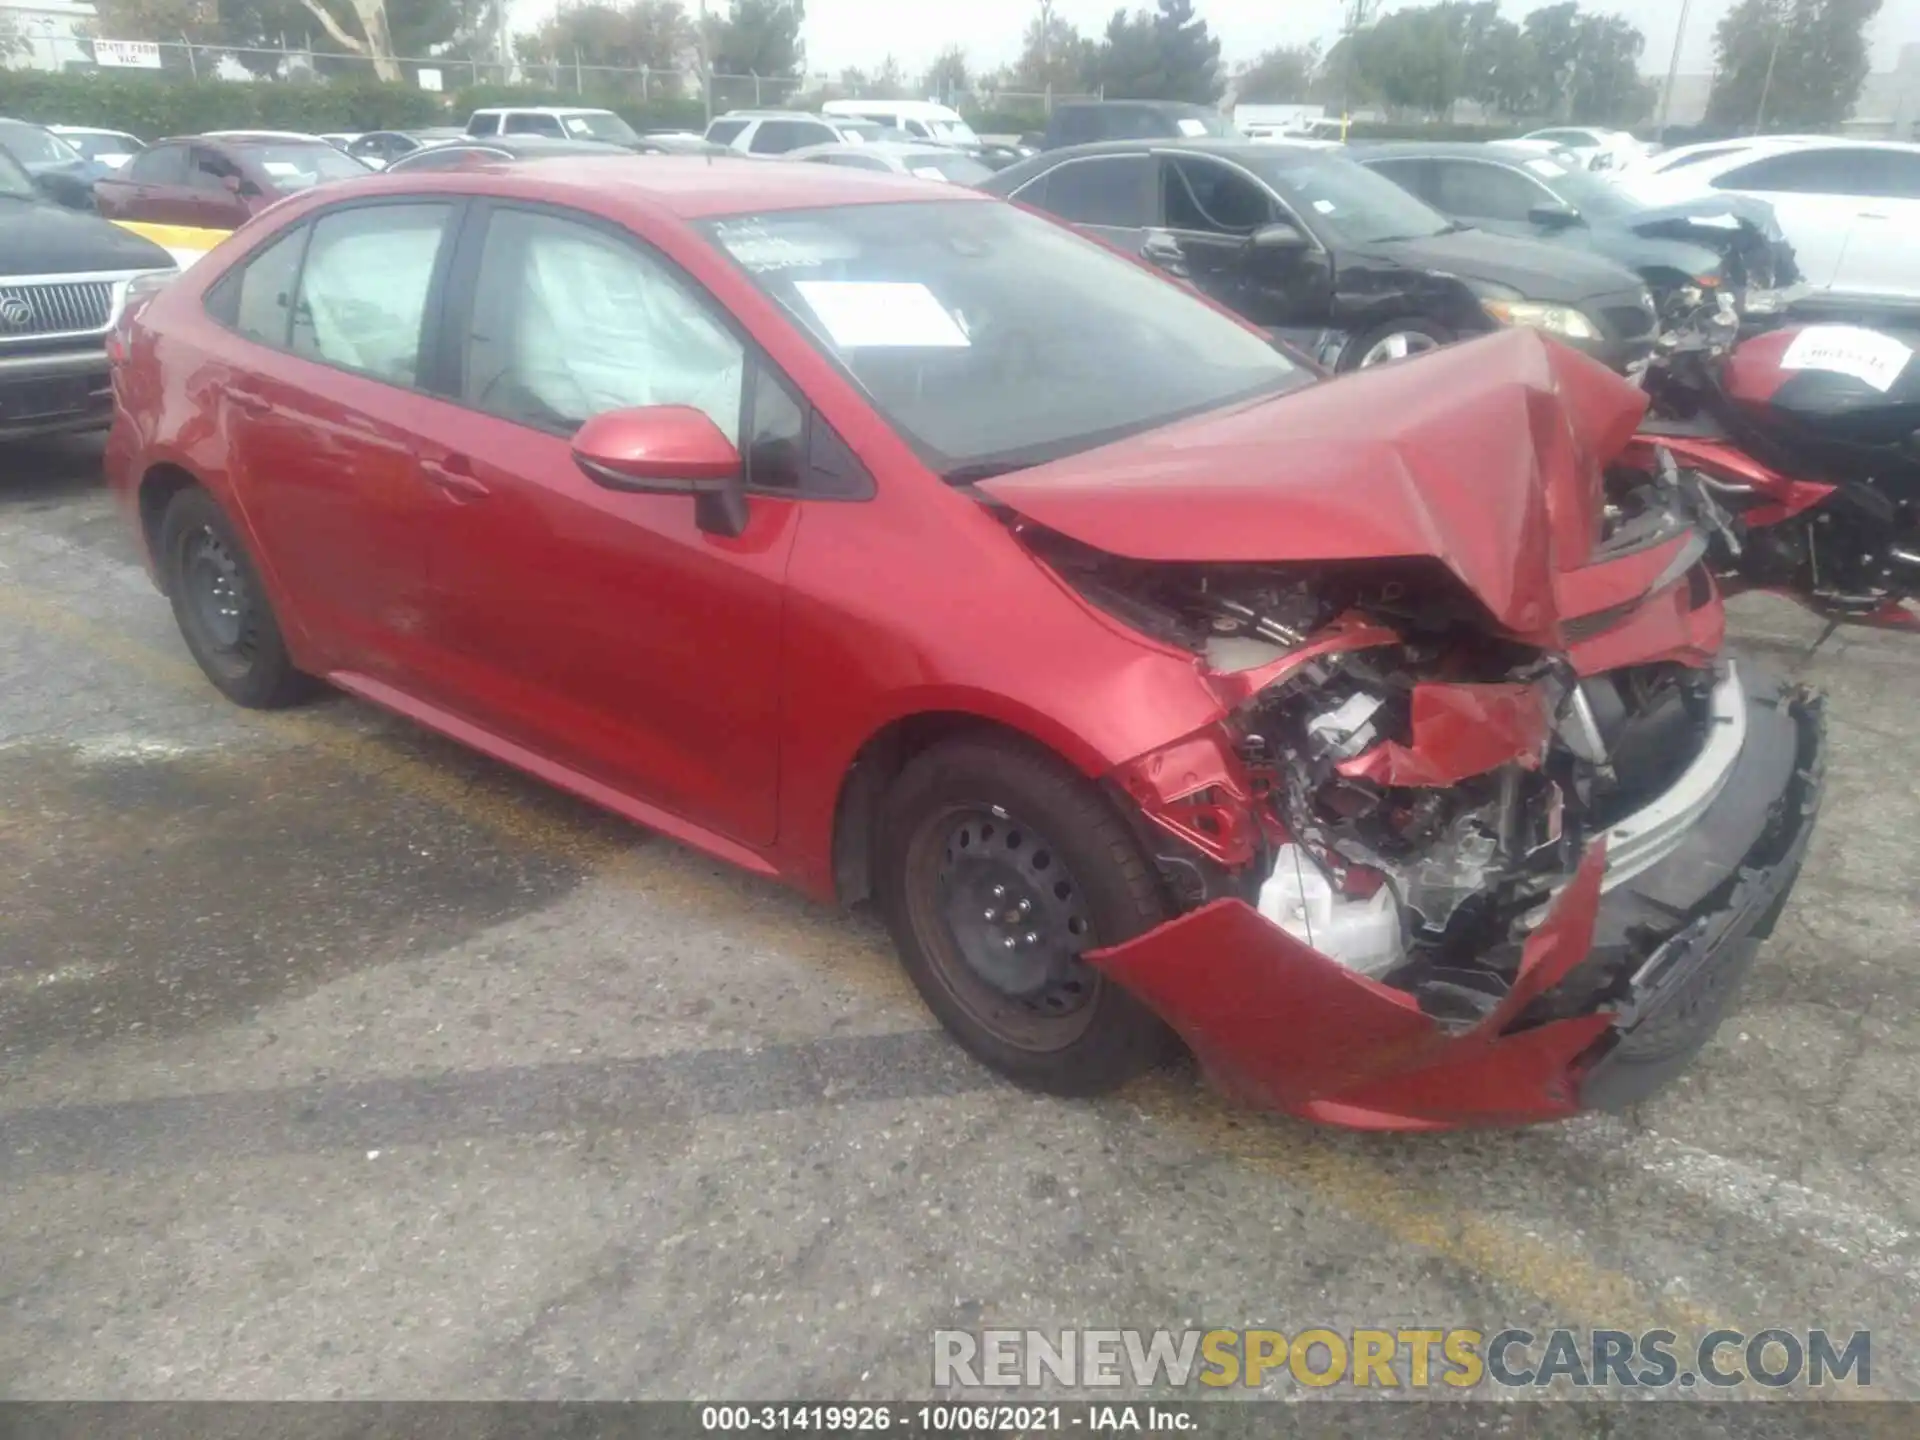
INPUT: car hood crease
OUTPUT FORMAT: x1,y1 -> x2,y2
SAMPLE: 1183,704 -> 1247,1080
980,329 -> 1650,648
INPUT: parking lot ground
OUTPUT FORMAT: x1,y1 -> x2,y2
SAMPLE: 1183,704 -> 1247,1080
3,434 -> 1919,1404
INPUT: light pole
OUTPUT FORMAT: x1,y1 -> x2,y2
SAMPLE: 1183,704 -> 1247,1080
1657,0 -> 1695,134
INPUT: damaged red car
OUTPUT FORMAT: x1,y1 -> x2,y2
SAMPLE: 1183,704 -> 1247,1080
104,159 -> 1825,1128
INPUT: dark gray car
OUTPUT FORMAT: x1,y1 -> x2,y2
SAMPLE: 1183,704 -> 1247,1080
983,140 -> 1659,372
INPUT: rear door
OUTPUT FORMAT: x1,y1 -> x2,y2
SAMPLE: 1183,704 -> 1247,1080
184,145 -> 256,231
1012,153 -> 1158,258
1831,150 -> 1920,300
1429,157 -> 1554,239
1710,149 -> 1865,290
98,142 -> 192,224
209,199 -> 461,685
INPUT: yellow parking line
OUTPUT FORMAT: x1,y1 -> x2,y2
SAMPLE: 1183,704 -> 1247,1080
1,573 -> 1729,1333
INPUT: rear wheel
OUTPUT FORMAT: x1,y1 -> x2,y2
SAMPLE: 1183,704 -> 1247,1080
158,487 -> 316,709
878,737 -> 1178,1094
1338,317 -> 1453,371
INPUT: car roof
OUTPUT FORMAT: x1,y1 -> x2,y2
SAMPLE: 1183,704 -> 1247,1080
47,124 -> 136,136
1054,99 -> 1218,114
714,110 -> 840,121
471,105 -> 618,116
404,136 -> 629,158
790,140 -> 960,159
1354,141 -> 1571,160
1029,138 -> 1329,163
198,130 -> 330,143
359,152 -> 982,218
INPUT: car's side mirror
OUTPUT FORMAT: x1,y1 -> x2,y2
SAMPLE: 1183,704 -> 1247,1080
1249,221 -> 1309,253
572,405 -> 748,537
1529,200 -> 1581,229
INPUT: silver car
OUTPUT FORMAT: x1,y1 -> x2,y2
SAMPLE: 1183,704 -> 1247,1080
782,140 -> 994,185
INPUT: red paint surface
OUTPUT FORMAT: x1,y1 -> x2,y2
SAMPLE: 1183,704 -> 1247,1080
1336,681 -> 1550,787
1088,846 -> 1610,1128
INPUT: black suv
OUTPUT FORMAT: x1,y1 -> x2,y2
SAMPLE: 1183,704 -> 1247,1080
1039,101 -> 1236,149
0,144 -> 175,442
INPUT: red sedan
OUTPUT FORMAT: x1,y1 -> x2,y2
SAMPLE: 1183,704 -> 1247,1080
105,158 -> 1824,1128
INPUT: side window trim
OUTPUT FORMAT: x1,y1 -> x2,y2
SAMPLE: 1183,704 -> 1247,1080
436,197 -> 873,501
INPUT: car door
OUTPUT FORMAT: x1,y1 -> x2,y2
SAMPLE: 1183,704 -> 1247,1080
98,141 -> 193,224
1011,153 -> 1157,259
400,202 -> 800,846
184,146 -> 257,231
1708,149 -> 1862,290
210,200 -> 460,686
1157,152 -> 1329,328
1831,150 -> 1920,300
1429,157 -> 1555,239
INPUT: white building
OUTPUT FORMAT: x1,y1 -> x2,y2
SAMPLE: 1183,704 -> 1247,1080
1,0 -> 97,72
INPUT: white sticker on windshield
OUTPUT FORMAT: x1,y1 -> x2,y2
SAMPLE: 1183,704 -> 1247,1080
794,281 -> 970,348
1311,199 -> 1336,214
1177,118 -> 1210,137
260,161 -> 302,177
1780,325 -> 1914,393
909,165 -> 950,181
564,117 -> 592,135
1525,158 -> 1567,178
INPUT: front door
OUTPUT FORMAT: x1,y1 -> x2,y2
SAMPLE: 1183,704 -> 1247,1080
406,203 -> 796,846
218,201 -> 460,684
1157,153 -> 1330,328
1832,150 -> 1920,301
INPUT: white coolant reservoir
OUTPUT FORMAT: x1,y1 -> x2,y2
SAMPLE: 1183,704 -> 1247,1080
1257,844 -> 1404,977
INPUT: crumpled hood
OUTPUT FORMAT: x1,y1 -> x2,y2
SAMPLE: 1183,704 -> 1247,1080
981,328 -> 1650,649
1615,192 -> 1800,287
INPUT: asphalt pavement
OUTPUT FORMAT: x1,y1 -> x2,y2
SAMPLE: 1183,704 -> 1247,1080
3,434 -> 1918,1406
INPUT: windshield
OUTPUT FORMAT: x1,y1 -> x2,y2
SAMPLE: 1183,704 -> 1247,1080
1245,151 -> 1451,244
903,152 -> 994,184
560,111 -> 640,143
701,200 -> 1303,478
238,142 -> 370,189
837,121 -> 886,143
0,145 -> 34,197
929,119 -> 981,145
0,121 -> 78,166
1506,153 -> 1638,221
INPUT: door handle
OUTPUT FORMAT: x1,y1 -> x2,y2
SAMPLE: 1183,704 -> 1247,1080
229,390 -> 270,417
420,456 -> 490,501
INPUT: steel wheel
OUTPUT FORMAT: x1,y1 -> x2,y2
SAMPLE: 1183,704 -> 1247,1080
904,803 -> 1103,1052
181,526 -> 253,658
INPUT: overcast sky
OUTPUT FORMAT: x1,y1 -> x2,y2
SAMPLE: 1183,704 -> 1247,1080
507,0 -> 1920,81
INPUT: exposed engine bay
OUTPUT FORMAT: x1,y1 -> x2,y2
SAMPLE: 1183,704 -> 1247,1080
1018,522 -> 1722,1028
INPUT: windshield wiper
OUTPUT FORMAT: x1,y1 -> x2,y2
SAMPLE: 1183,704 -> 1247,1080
941,459 -> 1038,485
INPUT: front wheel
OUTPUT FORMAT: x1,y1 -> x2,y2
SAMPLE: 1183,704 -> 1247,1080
877,738 -> 1179,1095
1337,317 -> 1454,371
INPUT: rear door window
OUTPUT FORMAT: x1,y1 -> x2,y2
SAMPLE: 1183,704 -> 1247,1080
466,113 -> 500,136
1031,155 -> 1157,228
504,113 -> 565,137
291,203 -> 455,388
126,143 -> 189,185
1715,150 -> 1857,194
1434,160 -> 1545,222
706,119 -> 749,145
1163,155 -> 1273,235
205,224 -> 310,347
749,120 -> 834,155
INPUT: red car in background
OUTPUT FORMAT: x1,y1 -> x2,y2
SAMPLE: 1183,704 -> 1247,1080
94,131 -> 369,237
104,158 -> 1824,1129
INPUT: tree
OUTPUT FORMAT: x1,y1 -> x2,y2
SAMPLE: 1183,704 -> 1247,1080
1010,0 -> 1095,95
702,0 -> 804,77
1706,0 -> 1881,130
1087,0 -> 1223,103
924,42 -> 969,102
1234,42 -> 1317,103
296,0 -> 401,79
0,10 -> 25,60
1353,5 -> 1466,116
518,0 -> 692,72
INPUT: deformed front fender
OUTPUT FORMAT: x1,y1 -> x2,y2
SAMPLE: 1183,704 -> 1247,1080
1087,844 -> 1613,1129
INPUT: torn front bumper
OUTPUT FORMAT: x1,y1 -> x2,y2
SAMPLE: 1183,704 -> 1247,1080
1087,662 -> 1825,1130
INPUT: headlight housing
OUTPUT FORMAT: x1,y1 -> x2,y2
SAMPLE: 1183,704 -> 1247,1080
1479,298 -> 1600,339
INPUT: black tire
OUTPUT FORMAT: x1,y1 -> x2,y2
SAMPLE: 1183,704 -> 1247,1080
158,486 -> 317,709
877,737 -> 1179,1095
1336,316 -> 1454,372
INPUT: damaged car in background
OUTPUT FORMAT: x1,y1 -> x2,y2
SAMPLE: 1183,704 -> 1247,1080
106,167 -> 1823,1129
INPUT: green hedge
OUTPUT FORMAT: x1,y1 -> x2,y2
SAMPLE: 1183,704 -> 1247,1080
0,70 -> 708,141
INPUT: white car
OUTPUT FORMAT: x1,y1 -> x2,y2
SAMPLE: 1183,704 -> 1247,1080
783,140 -> 994,184
703,110 -> 885,156
1617,136 -> 1920,301
1616,134 -> 1826,180
821,99 -> 979,146
464,106 -> 643,146
1514,127 -> 1646,171
45,124 -> 146,169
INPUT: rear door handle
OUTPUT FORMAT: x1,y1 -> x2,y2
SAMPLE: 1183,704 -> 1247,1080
229,390 -> 270,418
420,455 -> 490,501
